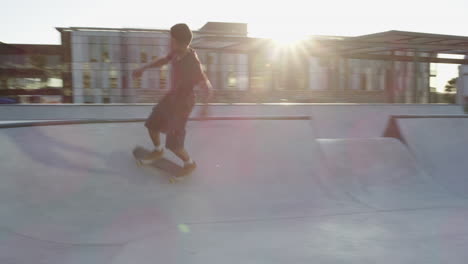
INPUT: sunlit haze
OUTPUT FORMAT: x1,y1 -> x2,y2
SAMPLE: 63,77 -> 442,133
2,0 -> 467,91
2,0 -> 468,44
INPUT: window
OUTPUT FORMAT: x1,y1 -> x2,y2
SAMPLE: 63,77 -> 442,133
110,70 -> 118,89
83,75 -> 94,103
227,65 -> 237,89
47,78 -> 63,88
111,44 -> 121,62
102,51 -> 110,63
9,78 -> 43,90
207,53 -> 215,64
141,52 -> 148,63
7,79 -> 17,89
29,55 -> 46,68
83,71 -> 91,89
84,95 -> 94,104
0,79 -> 7,89
361,73 -> 367,90
227,72 -> 237,88
133,76 -> 141,89
89,44 -> 99,62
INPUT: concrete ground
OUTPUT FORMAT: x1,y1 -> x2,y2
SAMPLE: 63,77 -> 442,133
0,104 -> 467,263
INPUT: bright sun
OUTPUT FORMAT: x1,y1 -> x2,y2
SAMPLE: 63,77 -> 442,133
271,32 -> 307,48
250,23 -> 310,48
252,26 -> 307,48
271,33 -> 306,51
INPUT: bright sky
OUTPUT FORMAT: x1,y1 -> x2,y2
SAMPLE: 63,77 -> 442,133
2,0 -> 467,90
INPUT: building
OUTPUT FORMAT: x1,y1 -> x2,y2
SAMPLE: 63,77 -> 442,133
2,22 -> 468,104
0,42 -> 63,103
57,22 -> 251,104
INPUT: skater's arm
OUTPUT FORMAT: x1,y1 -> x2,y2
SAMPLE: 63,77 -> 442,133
144,55 -> 171,69
132,54 -> 172,79
198,72 -> 213,103
191,53 -> 213,102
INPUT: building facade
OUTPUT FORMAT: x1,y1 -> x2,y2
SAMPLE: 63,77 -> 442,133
57,23 -> 431,104
1,22 -> 438,104
57,23 -> 251,104
0,42 -> 63,103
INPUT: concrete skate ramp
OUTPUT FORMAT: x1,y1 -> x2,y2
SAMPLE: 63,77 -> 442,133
314,137 -> 468,263
385,116 -> 468,198
0,118 -> 367,257
317,138 -> 466,210
1,118 -> 468,264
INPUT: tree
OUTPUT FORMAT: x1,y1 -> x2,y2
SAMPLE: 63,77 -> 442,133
445,77 -> 458,93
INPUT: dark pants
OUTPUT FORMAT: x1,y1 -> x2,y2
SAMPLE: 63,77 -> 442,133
145,92 -> 195,150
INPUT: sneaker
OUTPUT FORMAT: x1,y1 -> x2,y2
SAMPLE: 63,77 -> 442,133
145,148 -> 164,161
179,161 -> 197,176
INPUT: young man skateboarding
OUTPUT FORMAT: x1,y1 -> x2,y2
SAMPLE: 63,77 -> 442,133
132,23 -> 212,173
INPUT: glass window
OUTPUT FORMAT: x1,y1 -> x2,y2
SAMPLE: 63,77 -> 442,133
89,36 -> 97,44
102,51 -> 110,62
84,94 -> 94,104
29,55 -> 46,68
110,70 -> 119,89
110,44 -> 121,62
141,51 -> 148,63
207,54 -> 215,64
0,79 -> 7,89
133,75 -> 141,89
47,78 -> 63,88
224,53 -> 235,65
227,71 -> 237,88
9,78 -> 43,90
361,73 -> 367,90
89,44 -> 99,63
102,46 -> 110,63
95,71 -> 102,89
83,71 -> 91,89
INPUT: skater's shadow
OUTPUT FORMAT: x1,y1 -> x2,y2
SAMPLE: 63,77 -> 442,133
3,127 -> 114,174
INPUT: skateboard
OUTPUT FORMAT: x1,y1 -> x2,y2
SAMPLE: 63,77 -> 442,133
132,146 -> 194,183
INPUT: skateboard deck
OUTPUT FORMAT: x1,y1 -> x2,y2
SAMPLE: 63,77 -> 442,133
132,146 -> 193,183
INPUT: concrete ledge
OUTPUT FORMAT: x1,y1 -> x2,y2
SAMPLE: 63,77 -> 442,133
0,116 -> 311,129
384,114 -> 468,143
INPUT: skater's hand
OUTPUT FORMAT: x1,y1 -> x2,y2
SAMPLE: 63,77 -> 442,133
200,89 -> 213,102
199,104 -> 210,119
200,80 -> 213,103
132,67 -> 144,79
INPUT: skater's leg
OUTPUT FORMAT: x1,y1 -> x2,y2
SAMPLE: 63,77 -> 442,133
170,147 -> 196,173
167,129 -> 196,170
144,128 -> 164,160
171,148 -> 192,163
147,128 -> 161,148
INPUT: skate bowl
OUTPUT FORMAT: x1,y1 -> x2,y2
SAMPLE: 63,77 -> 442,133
0,112 -> 467,263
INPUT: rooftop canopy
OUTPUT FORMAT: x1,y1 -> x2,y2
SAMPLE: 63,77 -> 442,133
191,30 -> 468,64
56,25 -> 468,64
311,30 -> 468,64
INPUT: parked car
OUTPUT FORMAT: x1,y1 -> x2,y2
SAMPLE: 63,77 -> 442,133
0,97 -> 18,104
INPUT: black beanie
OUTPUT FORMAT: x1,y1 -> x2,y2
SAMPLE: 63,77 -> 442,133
170,23 -> 193,46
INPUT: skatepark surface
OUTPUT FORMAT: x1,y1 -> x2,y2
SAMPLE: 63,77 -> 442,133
0,106 -> 467,264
